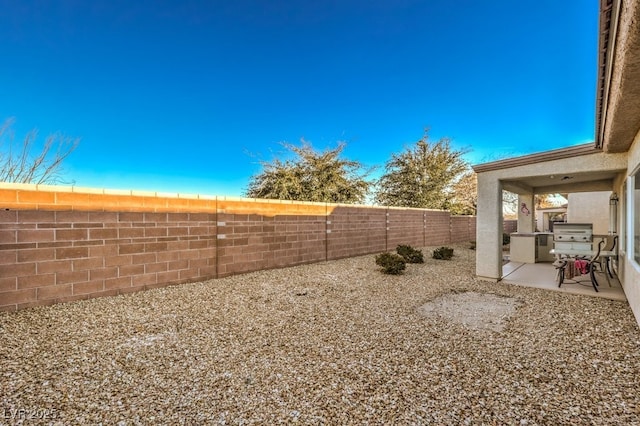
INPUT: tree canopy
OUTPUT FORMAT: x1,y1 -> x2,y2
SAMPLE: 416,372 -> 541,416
374,130 -> 469,209
245,140 -> 372,204
448,171 -> 477,215
0,118 -> 79,184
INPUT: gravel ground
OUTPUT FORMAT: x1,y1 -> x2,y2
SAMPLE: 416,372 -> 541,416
2,244 -> 640,425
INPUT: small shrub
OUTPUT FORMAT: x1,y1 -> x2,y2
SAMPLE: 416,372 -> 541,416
396,244 -> 424,263
503,233 -> 511,246
432,246 -> 454,260
375,252 -> 406,275
469,241 -> 476,250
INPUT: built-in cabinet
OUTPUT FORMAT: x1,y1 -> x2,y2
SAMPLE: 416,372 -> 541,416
510,232 -> 555,263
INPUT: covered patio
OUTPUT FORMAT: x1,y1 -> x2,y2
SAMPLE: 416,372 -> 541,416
472,144 -> 627,286
501,259 -> 626,302
472,0 -> 640,325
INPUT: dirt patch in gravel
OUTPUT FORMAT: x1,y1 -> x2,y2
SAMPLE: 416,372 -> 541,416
417,291 -> 521,332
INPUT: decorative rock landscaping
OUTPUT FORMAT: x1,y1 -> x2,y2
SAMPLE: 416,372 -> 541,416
1,244 -> 639,424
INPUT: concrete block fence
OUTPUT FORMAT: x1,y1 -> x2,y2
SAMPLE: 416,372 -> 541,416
503,219 -> 518,234
0,183 -> 479,312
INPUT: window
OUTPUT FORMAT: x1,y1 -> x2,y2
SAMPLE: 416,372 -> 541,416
634,171 -> 640,264
621,180 -> 627,254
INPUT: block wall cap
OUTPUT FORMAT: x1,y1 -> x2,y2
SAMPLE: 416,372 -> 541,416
72,186 -> 104,194
155,192 -> 180,198
0,182 -> 39,191
176,193 -> 200,199
103,188 -> 133,196
131,190 -> 158,197
198,194 -> 218,201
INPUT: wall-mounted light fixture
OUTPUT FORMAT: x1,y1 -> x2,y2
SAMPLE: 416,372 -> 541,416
609,192 -> 619,234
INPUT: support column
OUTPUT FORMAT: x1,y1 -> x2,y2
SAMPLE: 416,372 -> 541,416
476,173 -> 503,281
517,194 -> 535,232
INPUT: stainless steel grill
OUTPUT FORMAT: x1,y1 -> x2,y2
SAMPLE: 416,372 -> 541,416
553,223 -> 593,251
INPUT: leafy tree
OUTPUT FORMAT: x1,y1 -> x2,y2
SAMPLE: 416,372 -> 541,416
0,118 -> 79,184
503,192 -> 563,219
535,193 -> 565,208
374,130 -> 469,209
449,171 -> 477,215
503,190 -> 518,218
245,140 -> 372,204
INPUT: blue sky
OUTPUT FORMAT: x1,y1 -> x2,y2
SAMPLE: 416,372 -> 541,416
1,0 -> 598,197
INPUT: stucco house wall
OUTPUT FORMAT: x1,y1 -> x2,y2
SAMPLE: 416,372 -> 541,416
566,192 -> 611,235
535,207 -> 566,232
619,127 -> 640,325
474,148 -> 627,282
473,0 -> 640,328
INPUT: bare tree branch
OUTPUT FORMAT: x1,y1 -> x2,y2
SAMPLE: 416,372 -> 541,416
0,118 -> 79,185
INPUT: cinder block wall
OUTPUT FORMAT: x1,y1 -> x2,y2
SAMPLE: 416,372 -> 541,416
425,210 -> 452,246
387,209 -> 425,248
503,220 -> 518,234
0,184 -> 477,311
215,199 -> 328,277
327,206 -> 387,258
450,216 -> 477,243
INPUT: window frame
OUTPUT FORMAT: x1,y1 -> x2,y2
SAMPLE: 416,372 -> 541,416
630,169 -> 640,269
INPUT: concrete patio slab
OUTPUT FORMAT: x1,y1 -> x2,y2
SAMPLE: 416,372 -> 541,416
501,261 -> 627,301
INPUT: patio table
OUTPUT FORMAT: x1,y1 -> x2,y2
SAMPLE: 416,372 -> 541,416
549,248 -> 616,291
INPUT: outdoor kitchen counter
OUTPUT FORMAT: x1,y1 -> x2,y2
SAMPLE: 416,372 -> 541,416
510,232 -> 554,263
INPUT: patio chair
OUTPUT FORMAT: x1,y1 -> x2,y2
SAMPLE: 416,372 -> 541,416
554,240 -> 604,292
599,235 -> 618,280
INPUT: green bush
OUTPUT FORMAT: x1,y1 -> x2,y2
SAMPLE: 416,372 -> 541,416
503,233 -> 511,246
396,244 -> 425,263
375,252 -> 406,275
432,246 -> 454,260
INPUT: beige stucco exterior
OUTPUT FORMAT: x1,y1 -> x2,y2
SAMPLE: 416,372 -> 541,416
475,0 -> 640,326
474,148 -> 627,283
535,206 -> 566,232
617,128 -> 640,325
475,173 -> 503,281
566,192 -> 612,235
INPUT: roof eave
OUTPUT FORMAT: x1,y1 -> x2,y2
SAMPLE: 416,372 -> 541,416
472,144 -> 601,173
594,0 -> 617,150
595,0 -> 640,153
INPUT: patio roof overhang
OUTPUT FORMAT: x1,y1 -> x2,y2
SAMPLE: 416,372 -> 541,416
473,0 -> 638,287
596,0 -> 640,153
472,145 -> 627,283
472,143 -> 627,195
